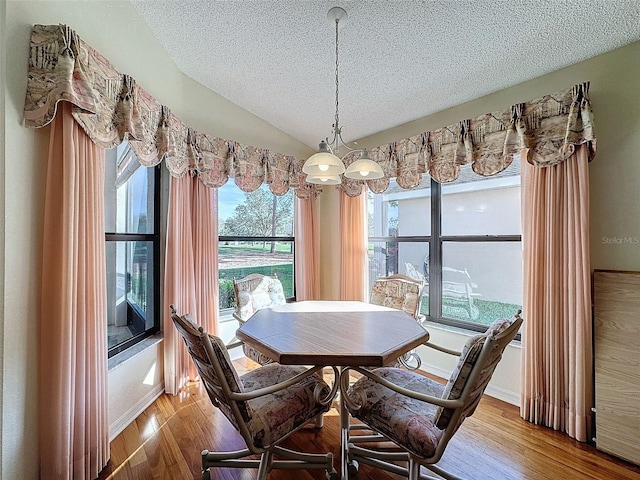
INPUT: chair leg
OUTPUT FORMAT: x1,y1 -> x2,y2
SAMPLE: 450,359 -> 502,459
408,455 -> 420,480
256,450 -> 273,480
202,446 -> 335,478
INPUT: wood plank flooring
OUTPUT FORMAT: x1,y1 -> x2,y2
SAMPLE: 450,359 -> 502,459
98,359 -> 640,479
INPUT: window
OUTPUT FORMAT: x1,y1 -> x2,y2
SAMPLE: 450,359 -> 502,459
368,160 -> 522,333
105,142 -> 160,357
218,183 -> 295,315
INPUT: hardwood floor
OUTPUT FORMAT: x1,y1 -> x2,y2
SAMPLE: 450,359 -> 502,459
98,359 -> 640,480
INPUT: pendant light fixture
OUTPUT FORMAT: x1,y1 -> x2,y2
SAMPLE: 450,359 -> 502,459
303,7 -> 384,185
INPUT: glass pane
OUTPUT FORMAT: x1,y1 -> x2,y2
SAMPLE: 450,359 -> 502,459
105,142 -> 155,234
368,241 -> 429,316
441,162 -> 520,236
106,241 -> 155,349
442,241 -> 522,327
369,175 -> 431,237
219,183 -> 294,237
218,241 -> 295,309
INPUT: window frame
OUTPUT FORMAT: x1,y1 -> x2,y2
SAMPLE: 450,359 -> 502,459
368,177 -> 522,336
217,186 -> 296,320
105,164 -> 161,358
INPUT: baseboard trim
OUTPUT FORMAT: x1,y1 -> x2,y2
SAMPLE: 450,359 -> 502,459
420,364 -> 520,406
109,383 -> 165,442
484,384 -> 520,406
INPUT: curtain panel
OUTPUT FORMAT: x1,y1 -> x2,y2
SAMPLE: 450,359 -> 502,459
521,144 -> 593,442
164,175 -> 219,394
339,188 -> 368,301
40,103 -> 109,479
23,25 -> 595,200
294,196 -> 320,300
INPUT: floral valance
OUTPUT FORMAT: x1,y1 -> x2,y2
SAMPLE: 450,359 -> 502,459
23,25 -> 596,200
340,82 -> 596,196
22,24 -> 320,199
340,82 -> 596,197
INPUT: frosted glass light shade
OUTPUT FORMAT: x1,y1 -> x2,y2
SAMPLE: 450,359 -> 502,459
303,141 -> 346,175
306,173 -> 342,185
344,149 -> 384,179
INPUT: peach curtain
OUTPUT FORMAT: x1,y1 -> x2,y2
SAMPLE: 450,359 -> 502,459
294,196 -> 320,300
339,188 -> 368,301
520,145 -> 592,442
40,102 -> 109,479
164,175 -> 219,394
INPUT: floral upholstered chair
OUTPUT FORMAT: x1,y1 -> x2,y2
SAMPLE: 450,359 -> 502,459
341,311 -> 523,480
370,274 -> 423,319
170,305 -> 338,480
370,274 -> 424,369
227,274 -> 287,365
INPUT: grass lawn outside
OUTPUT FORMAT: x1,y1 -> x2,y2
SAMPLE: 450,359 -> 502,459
219,264 -> 294,309
219,243 -> 293,255
219,264 -> 294,291
421,296 -> 522,326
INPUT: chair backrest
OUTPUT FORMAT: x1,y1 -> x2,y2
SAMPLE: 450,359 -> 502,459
370,274 -> 423,320
434,311 -> 523,437
170,305 -> 253,429
234,274 -> 286,321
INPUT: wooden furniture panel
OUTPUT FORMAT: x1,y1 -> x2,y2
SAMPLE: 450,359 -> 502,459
594,270 -> 640,465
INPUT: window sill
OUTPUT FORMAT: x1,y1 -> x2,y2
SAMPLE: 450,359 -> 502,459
421,320 -> 521,348
108,333 -> 164,371
219,311 -> 236,323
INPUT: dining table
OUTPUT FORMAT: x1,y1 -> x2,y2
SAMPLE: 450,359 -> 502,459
236,300 -> 430,478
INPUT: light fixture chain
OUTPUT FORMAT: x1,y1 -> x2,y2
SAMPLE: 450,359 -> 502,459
334,16 -> 340,136
302,7 -> 384,182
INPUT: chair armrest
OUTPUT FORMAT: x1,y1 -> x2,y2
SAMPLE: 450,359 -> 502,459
341,366 -> 463,410
422,341 -> 462,357
225,339 -> 243,350
230,365 -> 339,404
232,312 -> 246,324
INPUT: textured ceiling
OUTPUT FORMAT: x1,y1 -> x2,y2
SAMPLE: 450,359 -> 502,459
131,0 -> 640,149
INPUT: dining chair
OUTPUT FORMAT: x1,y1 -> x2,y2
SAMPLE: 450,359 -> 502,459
226,273 -> 287,365
341,311 -> 523,480
170,305 -> 339,480
370,274 -> 425,369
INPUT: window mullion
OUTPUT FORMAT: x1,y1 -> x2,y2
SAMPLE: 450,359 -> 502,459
430,178 -> 442,321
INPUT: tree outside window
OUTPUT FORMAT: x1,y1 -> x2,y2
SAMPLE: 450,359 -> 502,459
218,184 -> 295,311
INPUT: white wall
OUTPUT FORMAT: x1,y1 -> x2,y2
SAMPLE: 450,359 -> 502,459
2,1 -> 312,479
108,340 -> 164,441
416,325 -> 521,405
319,40 -> 640,405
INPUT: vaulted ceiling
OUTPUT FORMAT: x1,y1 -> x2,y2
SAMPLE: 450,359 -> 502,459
131,1 -> 640,148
